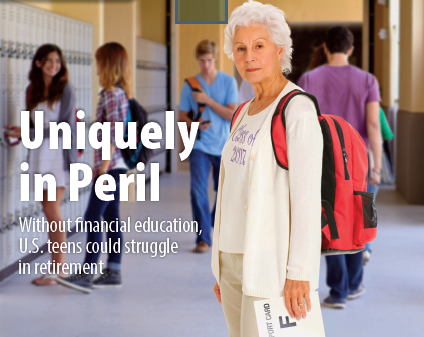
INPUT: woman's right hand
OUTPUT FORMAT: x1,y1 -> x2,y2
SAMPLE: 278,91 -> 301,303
5,125 -> 21,138
213,281 -> 222,304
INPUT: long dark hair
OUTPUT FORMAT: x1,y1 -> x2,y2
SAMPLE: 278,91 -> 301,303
27,44 -> 68,112
309,44 -> 327,70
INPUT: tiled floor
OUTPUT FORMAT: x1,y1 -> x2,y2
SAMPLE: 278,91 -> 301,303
0,172 -> 423,337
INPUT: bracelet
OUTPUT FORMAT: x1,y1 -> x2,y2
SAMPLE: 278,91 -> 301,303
372,168 -> 381,175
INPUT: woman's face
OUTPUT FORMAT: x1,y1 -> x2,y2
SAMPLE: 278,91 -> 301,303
36,51 -> 61,79
197,53 -> 216,74
233,25 -> 284,84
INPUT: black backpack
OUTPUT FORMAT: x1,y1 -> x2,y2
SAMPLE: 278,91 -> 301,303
120,97 -> 153,169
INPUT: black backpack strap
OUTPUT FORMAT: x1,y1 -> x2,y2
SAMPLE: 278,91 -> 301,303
321,200 -> 339,240
279,90 -> 321,129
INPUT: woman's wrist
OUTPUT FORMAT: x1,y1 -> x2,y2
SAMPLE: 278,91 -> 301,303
372,168 -> 381,175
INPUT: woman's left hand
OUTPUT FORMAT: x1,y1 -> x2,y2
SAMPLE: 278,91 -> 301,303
283,279 -> 311,320
213,281 -> 222,304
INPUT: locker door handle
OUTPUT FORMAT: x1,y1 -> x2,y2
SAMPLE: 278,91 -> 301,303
8,41 -> 16,54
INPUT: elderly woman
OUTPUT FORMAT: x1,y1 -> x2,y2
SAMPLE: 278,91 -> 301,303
211,1 -> 323,336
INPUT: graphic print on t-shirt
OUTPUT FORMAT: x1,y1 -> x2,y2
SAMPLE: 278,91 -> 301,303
229,123 -> 261,166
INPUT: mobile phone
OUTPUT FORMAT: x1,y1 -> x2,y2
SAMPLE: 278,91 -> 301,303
200,120 -> 211,125
4,128 -> 20,146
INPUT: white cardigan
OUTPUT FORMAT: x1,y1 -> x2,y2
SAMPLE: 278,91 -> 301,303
211,81 -> 323,298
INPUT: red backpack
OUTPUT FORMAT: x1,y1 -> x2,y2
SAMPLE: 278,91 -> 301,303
231,89 -> 378,255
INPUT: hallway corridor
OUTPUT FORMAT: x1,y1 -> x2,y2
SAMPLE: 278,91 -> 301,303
1,172 -> 423,337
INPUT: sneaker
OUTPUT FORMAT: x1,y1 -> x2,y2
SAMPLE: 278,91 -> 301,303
92,268 -> 122,289
322,296 -> 346,309
348,284 -> 366,300
363,250 -> 371,265
56,273 -> 93,294
193,241 -> 209,253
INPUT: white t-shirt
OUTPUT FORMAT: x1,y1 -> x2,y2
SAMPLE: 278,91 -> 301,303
113,156 -> 129,171
219,101 -> 271,253
29,100 -> 69,189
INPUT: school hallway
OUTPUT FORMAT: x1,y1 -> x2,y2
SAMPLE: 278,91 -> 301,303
0,171 -> 423,337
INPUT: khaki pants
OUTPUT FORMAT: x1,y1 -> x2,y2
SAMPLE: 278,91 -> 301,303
219,252 -> 266,337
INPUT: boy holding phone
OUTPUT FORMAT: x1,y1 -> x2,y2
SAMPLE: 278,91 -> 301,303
179,40 -> 238,253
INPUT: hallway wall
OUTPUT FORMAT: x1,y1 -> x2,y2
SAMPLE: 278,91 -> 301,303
49,1 -> 104,114
103,1 -> 137,95
177,0 -> 363,92
396,0 -> 424,204
374,3 -> 393,108
138,0 -> 167,44
18,0 -> 51,11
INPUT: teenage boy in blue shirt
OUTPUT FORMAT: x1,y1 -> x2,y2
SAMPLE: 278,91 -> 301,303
179,40 -> 238,253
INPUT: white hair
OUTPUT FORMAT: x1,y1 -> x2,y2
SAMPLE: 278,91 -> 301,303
224,0 -> 293,74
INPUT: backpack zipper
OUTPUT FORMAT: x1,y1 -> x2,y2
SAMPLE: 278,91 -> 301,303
330,117 -> 350,180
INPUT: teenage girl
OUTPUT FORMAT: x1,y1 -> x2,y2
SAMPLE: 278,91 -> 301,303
6,44 -> 77,286
56,42 -> 131,293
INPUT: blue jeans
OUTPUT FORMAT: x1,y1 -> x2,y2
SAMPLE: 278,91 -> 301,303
189,149 -> 221,246
325,182 -> 379,299
83,169 -> 126,271
325,252 -> 363,299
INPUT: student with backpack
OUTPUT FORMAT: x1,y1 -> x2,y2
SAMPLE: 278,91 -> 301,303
6,44 -> 77,286
298,26 -> 382,308
179,40 -> 238,253
56,42 -> 131,293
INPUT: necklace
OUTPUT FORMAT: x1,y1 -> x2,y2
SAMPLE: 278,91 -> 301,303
248,81 -> 281,116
